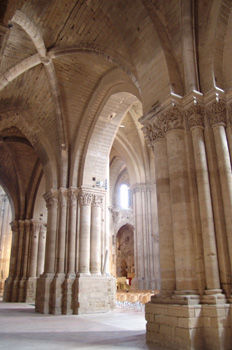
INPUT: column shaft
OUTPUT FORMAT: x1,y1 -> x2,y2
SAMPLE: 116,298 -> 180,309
29,221 -> 40,277
67,188 -> 77,275
44,190 -> 58,274
90,195 -> 102,274
166,129 -> 197,291
213,125 -> 232,274
57,189 -> 67,274
153,138 -> 175,294
37,224 -> 46,276
79,192 -> 92,274
191,127 -> 220,290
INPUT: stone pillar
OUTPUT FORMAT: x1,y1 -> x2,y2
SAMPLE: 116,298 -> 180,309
25,220 -> 40,302
142,116 -> 176,295
78,190 -> 92,275
90,194 -> 103,275
52,188 -> 68,314
18,219 -> 30,301
131,186 -> 145,289
63,187 -> 78,315
57,188 -> 68,274
209,101 -> 232,299
187,105 -> 222,300
67,188 -> 78,275
35,189 -> 58,314
0,193 -> 12,295
3,220 -> 18,301
12,220 -> 24,301
37,224 -> 46,277
165,108 -> 198,296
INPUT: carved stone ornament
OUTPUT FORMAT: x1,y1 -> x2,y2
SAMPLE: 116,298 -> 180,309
43,190 -> 58,209
208,101 -> 227,127
92,194 -> 103,207
186,105 -> 205,129
68,188 -> 77,207
79,193 -> 93,206
163,106 -> 184,133
58,189 -> 67,207
228,104 -> 232,125
10,220 -> 19,233
31,222 -> 40,235
142,114 -> 165,143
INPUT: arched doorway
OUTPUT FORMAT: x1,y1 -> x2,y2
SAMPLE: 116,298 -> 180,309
116,223 -> 134,287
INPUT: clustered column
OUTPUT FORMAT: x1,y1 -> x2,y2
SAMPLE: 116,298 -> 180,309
187,104 -> 222,300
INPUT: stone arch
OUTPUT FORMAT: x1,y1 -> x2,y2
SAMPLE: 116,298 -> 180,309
70,67 -> 141,186
0,108 -> 58,190
80,91 -> 139,187
116,223 -> 134,281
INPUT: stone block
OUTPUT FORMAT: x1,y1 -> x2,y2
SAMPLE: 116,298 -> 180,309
167,304 -> 195,317
155,314 -> 178,327
178,316 -> 202,329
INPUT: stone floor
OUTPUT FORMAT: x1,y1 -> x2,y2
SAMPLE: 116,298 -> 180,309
0,299 -> 172,350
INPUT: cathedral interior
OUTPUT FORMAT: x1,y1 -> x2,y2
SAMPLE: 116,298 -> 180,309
1,1 -> 232,349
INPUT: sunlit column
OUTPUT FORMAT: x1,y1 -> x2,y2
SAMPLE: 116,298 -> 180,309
90,193 -> 103,275
79,190 -> 92,274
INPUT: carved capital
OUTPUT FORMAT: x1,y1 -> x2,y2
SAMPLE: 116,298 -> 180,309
43,190 -> 58,209
31,221 -> 41,236
92,194 -> 103,207
142,114 -> 165,143
79,192 -> 93,206
208,101 -> 227,127
58,188 -> 68,207
163,106 -> 184,132
186,105 -> 205,130
10,220 -> 19,234
68,187 -> 78,207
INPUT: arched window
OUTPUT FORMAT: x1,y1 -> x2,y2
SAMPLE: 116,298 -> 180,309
120,184 -> 129,209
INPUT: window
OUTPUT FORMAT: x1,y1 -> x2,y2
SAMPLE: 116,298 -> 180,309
120,184 -> 129,209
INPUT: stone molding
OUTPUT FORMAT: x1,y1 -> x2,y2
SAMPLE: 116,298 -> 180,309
208,101 -> 227,127
68,187 -> 78,207
142,99 -> 232,144
186,104 -> 205,130
79,192 -> 93,206
43,190 -> 58,209
58,188 -> 68,207
92,194 -> 103,207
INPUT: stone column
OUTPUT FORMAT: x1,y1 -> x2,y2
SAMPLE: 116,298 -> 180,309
37,224 -> 46,277
165,107 -> 198,296
78,190 -> 92,275
142,113 -> 175,295
18,219 -> 30,301
25,220 -> 40,303
57,188 -> 68,274
131,185 -> 145,289
67,187 -> 78,275
3,220 -> 18,301
63,187 -> 78,315
187,104 -> 222,299
29,221 -> 40,278
35,189 -> 58,314
43,190 -> 58,274
12,220 -> 24,301
209,101 -> 232,299
90,194 -> 103,275
52,188 -> 68,314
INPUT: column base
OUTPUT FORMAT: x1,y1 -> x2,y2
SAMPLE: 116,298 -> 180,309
11,277 -> 20,302
25,277 -> 37,303
62,273 -> 77,315
74,274 -> 116,314
3,276 -> 14,301
18,277 -> 27,302
146,301 -> 232,350
35,273 -> 54,314
50,273 -> 66,314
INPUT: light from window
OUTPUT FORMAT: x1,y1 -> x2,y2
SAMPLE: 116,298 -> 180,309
120,184 -> 129,209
